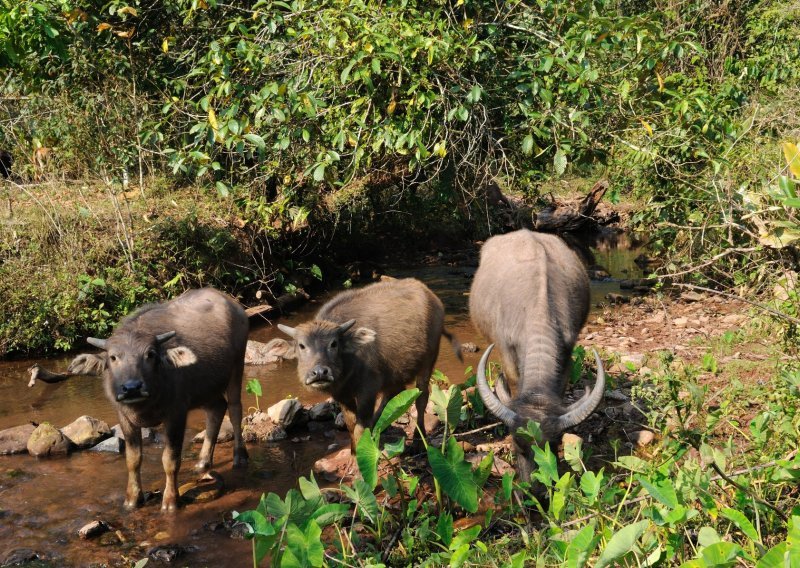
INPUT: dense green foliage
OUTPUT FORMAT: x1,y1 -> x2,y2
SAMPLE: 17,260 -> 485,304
2,1 -> 800,340
232,344 -> 800,566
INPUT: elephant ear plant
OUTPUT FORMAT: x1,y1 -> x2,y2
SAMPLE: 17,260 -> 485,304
233,383 -> 496,567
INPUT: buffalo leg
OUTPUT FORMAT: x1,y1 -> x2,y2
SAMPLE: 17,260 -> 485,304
353,388 -> 380,451
227,362 -> 248,468
161,414 -> 186,512
197,396 -> 226,471
120,420 -> 144,510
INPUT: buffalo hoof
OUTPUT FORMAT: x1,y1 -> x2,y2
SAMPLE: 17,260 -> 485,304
233,448 -> 249,468
161,501 -> 179,513
123,496 -> 143,510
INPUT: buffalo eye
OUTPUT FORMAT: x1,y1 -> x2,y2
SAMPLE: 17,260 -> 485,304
145,349 -> 157,360
298,343 -> 306,351
109,355 -> 117,362
330,340 -> 337,349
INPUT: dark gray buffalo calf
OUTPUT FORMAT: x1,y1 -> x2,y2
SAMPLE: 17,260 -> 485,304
264,278 -> 461,450
469,229 -> 605,482
66,287 -> 249,511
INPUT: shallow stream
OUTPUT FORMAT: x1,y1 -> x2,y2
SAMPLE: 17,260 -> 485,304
0,234 -> 644,566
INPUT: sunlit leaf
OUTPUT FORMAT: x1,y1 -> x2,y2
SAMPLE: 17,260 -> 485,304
428,436 -> 478,513
783,141 -> 800,178
594,520 -> 649,568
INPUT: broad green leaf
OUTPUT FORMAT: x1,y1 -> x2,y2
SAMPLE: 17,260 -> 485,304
755,542 -> 800,568
285,521 -> 324,567
698,526 -> 722,547
450,524 -> 481,551
383,437 -> 406,458
246,378 -> 262,397
311,503 -> 350,527
215,181 -> 229,197
509,550 -> 528,568
373,388 -> 420,435
522,135 -> 534,156
344,479 -> 379,522
436,511 -> 454,548
312,163 -> 326,182
637,475 -> 679,509
616,455 -> 650,473
533,443 -> 559,484
700,541 -> 744,566
564,522 -> 597,568
356,430 -> 380,489
580,470 -> 603,504
595,520 -> 650,568
244,133 -> 266,149
473,451 -> 493,488
720,508 -> 760,543
449,543 -> 471,568
554,149 -> 567,175
232,509 -> 275,538
430,384 -> 461,432
298,474 -> 321,502
428,436 -> 479,513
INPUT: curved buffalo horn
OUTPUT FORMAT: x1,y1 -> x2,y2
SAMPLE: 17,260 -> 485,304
557,349 -> 606,430
155,331 -> 176,344
277,324 -> 298,339
87,337 -> 107,350
338,319 -> 356,334
476,344 -> 520,428
496,372 -> 513,405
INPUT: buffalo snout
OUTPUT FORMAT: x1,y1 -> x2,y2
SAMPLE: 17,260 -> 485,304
305,365 -> 333,387
117,379 -> 149,402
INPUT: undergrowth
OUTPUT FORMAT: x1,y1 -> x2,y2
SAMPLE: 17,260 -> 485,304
232,345 -> 800,567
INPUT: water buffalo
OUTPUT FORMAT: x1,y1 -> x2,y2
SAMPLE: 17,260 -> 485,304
65,287 -> 249,511
469,229 -> 605,481
264,278 -> 461,450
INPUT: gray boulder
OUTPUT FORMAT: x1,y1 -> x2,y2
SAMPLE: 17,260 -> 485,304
89,437 -> 124,453
0,424 -> 36,455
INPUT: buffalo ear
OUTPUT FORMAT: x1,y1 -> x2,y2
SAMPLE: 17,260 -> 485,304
164,346 -> 198,367
343,327 -> 377,352
68,353 -> 107,376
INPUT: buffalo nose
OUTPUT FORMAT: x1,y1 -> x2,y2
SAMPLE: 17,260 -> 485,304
118,379 -> 148,401
306,366 -> 332,385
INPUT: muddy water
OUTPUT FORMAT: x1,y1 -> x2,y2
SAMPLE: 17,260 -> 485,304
0,236 -> 643,567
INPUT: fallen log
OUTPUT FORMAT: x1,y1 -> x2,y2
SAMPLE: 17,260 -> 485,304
534,179 -> 610,233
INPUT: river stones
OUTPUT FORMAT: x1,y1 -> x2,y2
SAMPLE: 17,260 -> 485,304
90,436 -> 124,453
308,400 -> 336,421
78,520 -> 111,539
26,422 -> 70,457
62,415 -> 111,448
0,424 -> 36,455
267,398 -> 302,427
